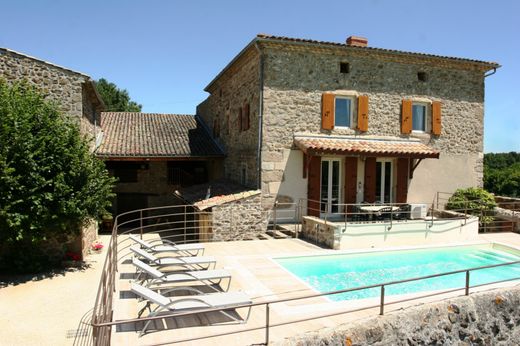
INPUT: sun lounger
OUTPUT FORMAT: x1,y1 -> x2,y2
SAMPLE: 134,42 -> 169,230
130,246 -> 216,270
132,257 -> 232,292
129,234 -> 204,256
131,282 -> 252,336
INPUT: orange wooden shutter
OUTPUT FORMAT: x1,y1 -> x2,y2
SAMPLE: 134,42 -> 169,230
321,93 -> 335,130
432,101 -> 442,135
344,157 -> 358,212
357,95 -> 369,132
364,157 -> 376,203
396,158 -> 409,203
401,99 -> 412,134
307,156 -> 321,216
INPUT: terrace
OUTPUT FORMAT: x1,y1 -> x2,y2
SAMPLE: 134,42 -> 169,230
90,196 -> 520,345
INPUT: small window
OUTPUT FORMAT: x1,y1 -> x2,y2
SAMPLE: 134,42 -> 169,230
412,103 -> 427,132
237,107 -> 242,131
334,97 -> 353,128
340,62 -> 350,74
241,103 -> 250,131
240,165 -> 247,185
417,72 -> 428,82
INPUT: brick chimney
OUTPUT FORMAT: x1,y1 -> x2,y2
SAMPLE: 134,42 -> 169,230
346,36 -> 368,47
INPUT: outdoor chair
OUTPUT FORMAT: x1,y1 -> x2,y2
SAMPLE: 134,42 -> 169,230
131,282 -> 252,336
131,246 -> 216,271
376,206 -> 394,221
129,234 -> 204,256
394,204 -> 411,220
132,257 -> 232,292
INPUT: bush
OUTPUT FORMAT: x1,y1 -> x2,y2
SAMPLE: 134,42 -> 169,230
0,79 -> 115,273
445,187 -> 497,224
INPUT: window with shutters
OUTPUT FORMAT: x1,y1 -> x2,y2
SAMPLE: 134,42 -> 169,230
334,96 -> 354,128
412,102 -> 430,133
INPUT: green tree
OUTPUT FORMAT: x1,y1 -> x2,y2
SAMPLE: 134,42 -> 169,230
0,80 -> 115,272
445,187 -> 496,224
484,152 -> 520,197
95,78 -> 142,112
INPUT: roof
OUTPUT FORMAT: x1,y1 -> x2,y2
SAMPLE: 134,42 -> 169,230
294,135 -> 440,159
205,34 -> 500,91
0,47 -> 90,78
96,112 -> 224,159
174,179 -> 259,210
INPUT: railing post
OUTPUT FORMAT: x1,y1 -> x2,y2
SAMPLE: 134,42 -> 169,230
184,205 -> 187,244
380,285 -> 385,315
465,270 -> 470,295
265,303 -> 270,345
273,201 -> 278,231
139,210 -> 143,238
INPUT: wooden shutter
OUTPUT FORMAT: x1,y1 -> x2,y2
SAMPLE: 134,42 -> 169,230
321,93 -> 335,130
344,157 -> 358,212
357,95 -> 369,132
364,157 -> 376,203
432,101 -> 442,135
237,107 -> 242,131
396,158 -> 409,203
307,156 -> 321,217
401,99 -> 412,134
243,103 -> 250,131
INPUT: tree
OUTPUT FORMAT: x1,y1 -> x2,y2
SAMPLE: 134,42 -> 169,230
0,80 -> 115,272
95,78 -> 142,112
445,187 -> 496,224
484,152 -> 520,197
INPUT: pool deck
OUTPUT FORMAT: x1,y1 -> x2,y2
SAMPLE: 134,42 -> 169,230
112,232 -> 520,345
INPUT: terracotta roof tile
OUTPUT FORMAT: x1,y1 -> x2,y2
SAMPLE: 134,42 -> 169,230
96,112 -> 224,158
294,135 -> 440,159
256,34 -> 500,68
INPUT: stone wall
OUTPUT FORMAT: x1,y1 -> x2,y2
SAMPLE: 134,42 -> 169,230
274,287 -> 520,346
258,42 -> 488,207
301,216 -> 341,249
210,192 -> 268,241
197,47 -> 260,189
0,48 -> 102,142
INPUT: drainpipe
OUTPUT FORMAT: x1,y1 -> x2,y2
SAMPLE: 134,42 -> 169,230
254,41 -> 264,190
484,68 -> 497,78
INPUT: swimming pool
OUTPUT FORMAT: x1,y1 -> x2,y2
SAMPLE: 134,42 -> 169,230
275,245 -> 520,301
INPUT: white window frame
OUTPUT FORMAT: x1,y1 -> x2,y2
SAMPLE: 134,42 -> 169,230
320,157 -> 343,216
334,96 -> 355,129
411,101 -> 431,133
375,158 -> 394,204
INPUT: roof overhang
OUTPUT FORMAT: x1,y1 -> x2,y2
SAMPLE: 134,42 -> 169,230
294,135 -> 440,159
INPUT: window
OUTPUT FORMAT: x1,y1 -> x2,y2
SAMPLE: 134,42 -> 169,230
334,96 -> 353,128
412,103 -> 427,132
241,103 -> 250,131
340,62 -> 350,74
240,164 -> 247,185
237,107 -> 242,131
105,162 -> 147,183
417,72 -> 428,82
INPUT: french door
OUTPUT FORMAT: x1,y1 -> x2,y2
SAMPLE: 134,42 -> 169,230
376,159 -> 393,204
321,158 -> 342,215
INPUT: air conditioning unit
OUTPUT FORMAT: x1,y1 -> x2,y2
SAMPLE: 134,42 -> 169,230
409,204 -> 428,219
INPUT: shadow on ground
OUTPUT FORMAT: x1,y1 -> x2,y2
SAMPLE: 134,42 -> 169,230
0,262 -> 92,288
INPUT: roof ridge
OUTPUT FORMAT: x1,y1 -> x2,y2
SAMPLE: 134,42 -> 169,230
0,47 -> 91,78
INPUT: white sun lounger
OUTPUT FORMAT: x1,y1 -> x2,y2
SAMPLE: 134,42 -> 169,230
132,257 -> 232,292
131,282 -> 252,336
129,234 -> 204,256
130,246 -> 216,270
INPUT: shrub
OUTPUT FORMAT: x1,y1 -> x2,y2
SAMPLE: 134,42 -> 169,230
445,187 -> 497,224
0,79 -> 115,273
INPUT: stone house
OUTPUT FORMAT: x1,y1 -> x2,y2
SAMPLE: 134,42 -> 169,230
0,47 -> 106,258
0,47 -> 105,145
95,112 -> 225,216
197,34 -> 499,217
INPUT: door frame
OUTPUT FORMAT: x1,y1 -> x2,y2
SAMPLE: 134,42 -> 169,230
320,157 -> 343,217
375,158 -> 394,204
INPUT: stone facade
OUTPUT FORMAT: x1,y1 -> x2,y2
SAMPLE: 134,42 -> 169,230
197,36 -> 496,211
0,48 -> 104,143
210,192 -> 269,241
274,287 -> 520,346
197,48 -> 260,189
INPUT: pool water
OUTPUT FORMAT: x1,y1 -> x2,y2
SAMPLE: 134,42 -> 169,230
275,246 -> 520,301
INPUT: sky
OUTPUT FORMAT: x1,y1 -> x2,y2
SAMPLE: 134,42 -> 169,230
1,0 -> 518,153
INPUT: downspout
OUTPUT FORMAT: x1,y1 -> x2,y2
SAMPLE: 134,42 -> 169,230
254,41 -> 264,190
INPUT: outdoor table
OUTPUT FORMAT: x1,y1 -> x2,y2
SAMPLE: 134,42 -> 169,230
358,205 -> 399,220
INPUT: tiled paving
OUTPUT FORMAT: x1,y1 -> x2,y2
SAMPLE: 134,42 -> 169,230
111,233 -> 520,345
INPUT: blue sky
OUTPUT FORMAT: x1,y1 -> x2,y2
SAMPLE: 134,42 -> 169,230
1,0 -> 518,152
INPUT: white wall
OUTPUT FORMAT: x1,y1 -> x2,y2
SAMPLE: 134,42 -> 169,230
339,217 -> 479,250
408,153 -> 481,204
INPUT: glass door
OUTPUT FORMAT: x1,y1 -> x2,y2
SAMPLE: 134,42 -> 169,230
376,159 -> 393,204
321,158 -> 341,215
